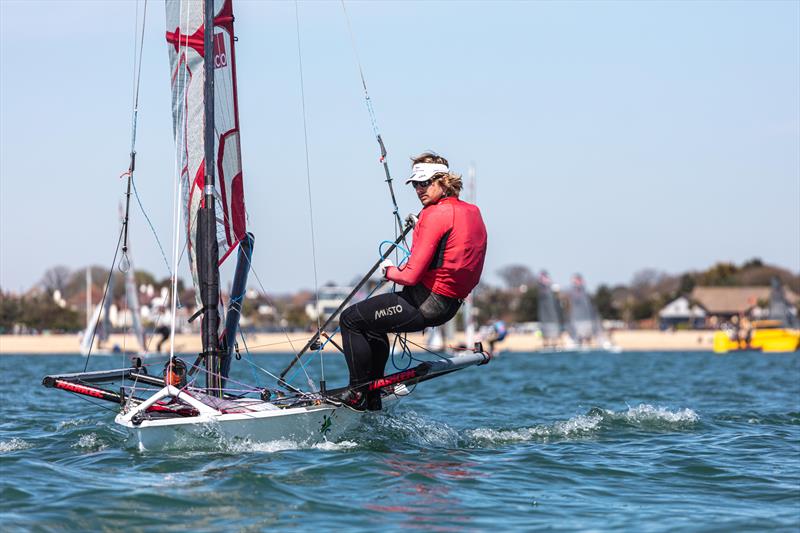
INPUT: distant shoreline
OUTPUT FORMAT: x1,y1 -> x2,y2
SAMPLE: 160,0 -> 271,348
0,330 -> 717,354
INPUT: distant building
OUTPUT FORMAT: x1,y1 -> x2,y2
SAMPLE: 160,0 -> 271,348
658,296 -> 706,330
690,286 -> 799,324
305,286 -> 354,323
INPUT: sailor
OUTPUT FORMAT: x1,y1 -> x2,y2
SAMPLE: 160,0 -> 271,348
483,319 -> 507,355
338,152 -> 488,410
155,324 -> 173,353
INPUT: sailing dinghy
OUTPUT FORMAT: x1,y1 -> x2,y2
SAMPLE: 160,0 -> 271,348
42,0 -> 491,450
565,274 -> 620,352
80,227 -> 148,357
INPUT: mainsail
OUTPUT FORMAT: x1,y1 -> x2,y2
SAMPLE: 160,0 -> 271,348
79,274 -> 116,355
769,277 -> 799,328
537,270 -> 561,342
567,274 -> 598,342
165,0 -> 247,305
124,253 -> 147,353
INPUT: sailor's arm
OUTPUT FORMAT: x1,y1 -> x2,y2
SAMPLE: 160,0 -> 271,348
385,208 -> 449,286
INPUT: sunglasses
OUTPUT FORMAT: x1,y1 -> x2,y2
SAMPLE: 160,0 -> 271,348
411,179 -> 436,190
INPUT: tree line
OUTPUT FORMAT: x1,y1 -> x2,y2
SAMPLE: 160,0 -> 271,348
470,258 -> 800,326
1,258 -> 797,333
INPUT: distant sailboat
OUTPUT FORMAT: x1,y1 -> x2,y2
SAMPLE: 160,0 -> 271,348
79,212 -> 147,357
79,273 -> 115,356
537,270 -> 563,350
565,274 -> 620,352
79,266 -> 148,357
769,277 -> 800,329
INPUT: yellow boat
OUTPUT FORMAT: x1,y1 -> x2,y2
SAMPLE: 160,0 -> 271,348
713,320 -> 800,353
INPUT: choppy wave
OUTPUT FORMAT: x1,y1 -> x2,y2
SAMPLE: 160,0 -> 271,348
466,404 -> 699,445
4,352 -> 798,532
372,410 -> 461,448
224,438 -> 359,453
56,418 -> 92,431
0,438 -> 31,453
717,411 -> 800,426
72,433 -> 107,451
613,403 -> 699,426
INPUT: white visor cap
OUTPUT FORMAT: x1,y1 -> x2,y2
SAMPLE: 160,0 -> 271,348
406,163 -> 449,184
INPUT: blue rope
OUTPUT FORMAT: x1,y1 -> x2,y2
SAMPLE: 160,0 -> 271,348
379,240 -> 410,267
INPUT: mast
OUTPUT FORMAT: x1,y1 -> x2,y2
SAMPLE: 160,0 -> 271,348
165,0 -> 246,396
463,164 -> 476,348
200,0 -> 222,396
85,267 -> 92,330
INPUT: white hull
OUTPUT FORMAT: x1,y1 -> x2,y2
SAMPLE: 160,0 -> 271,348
117,400 -> 362,451
113,381 -> 418,451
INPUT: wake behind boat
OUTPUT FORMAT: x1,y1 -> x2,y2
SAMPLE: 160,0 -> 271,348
42,0 -> 491,450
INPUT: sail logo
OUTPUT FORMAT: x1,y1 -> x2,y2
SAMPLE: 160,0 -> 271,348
213,33 -> 227,68
374,305 -> 403,320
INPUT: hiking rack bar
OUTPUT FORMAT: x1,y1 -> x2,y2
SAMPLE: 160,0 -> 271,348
42,368 -> 165,389
278,220 -> 415,385
42,367 -> 140,387
325,348 -> 492,399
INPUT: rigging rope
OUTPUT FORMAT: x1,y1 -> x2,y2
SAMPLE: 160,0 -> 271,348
294,1 -> 323,392
85,0 -> 150,373
82,226 -> 125,372
131,177 -> 173,277
120,0 -> 149,271
340,0 -> 406,243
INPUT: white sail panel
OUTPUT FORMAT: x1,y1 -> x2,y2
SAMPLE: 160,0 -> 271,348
537,271 -> 561,341
165,0 -> 247,302
125,256 -> 147,353
567,274 -> 600,341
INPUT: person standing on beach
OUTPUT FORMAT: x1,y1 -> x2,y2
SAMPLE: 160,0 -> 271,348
338,152 -> 488,411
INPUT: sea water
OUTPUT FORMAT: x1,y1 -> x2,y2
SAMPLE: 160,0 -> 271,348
1,351 -> 798,531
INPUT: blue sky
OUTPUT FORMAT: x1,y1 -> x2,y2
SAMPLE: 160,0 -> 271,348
1,0 -> 798,295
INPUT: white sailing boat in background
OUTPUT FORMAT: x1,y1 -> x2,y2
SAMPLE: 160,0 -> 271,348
565,274 -> 620,352
536,270 -> 564,351
44,0 -> 490,450
79,211 -> 147,357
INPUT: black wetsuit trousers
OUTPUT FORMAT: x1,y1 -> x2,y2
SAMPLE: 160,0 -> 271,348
339,285 -> 461,388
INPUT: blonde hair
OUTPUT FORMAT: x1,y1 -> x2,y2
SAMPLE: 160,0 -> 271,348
410,151 -> 463,197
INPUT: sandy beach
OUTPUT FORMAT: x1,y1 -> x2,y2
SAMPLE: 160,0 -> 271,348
0,330 -> 716,354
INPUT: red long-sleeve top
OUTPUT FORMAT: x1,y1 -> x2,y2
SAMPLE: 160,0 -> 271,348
385,197 -> 487,299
